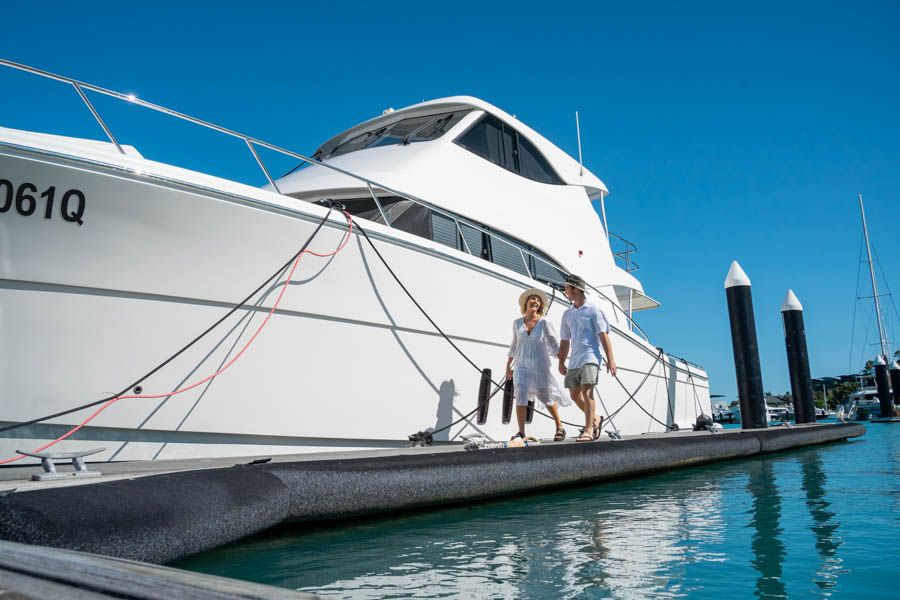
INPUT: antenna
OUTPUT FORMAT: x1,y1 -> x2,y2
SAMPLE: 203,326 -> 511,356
575,110 -> 583,176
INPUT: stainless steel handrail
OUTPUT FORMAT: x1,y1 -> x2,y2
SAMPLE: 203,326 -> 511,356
609,231 -> 639,272
1,58 -> 652,344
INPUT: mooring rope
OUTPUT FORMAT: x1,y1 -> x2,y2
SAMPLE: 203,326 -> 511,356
352,218 -> 586,431
592,349 -> 676,432
0,208 -> 353,465
354,218 -> 680,435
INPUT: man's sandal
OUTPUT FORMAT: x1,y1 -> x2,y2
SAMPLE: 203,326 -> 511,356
593,416 -> 605,440
553,428 -> 566,442
575,429 -> 593,442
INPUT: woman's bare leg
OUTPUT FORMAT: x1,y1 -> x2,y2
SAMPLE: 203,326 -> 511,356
516,405 -> 527,436
546,403 -> 563,431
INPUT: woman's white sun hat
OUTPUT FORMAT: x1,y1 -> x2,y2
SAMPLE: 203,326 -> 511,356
518,288 -> 549,315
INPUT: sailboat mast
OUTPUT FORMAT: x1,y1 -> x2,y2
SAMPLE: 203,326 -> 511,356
858,193 -> 890,360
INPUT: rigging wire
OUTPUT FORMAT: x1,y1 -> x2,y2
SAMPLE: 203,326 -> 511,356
848,236 -> 865,373
871,244 -> 899,357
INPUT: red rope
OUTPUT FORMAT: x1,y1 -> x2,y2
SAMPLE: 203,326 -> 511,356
0,211 -> 353,465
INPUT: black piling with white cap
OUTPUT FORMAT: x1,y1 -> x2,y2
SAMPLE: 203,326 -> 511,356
890,362 -> 900,407
725,261 -> 768,429
874,357 -> 892,418
781,290 -> 816,424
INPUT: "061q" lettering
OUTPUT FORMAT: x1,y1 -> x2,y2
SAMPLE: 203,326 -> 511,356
0,179 -> 85,225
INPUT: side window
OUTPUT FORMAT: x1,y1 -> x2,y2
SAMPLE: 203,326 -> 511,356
455,114 -> 564,185
318,110 -> 471,159
517,136 -> 564,185
500,123 -> 517,171
488,231 -> 530,277
316,195 -> 568,286
430,212 -> 461,250
456,114 -> 504,164
459,223 -> 488,260
531,252 -> 568,288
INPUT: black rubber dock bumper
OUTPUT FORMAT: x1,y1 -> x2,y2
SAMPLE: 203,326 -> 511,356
0,423 -> 863,565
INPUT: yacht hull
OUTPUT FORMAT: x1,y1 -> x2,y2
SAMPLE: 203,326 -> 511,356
0,142 -> 711,463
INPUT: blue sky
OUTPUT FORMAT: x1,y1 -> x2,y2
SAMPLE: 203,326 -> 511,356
3,1 -> 899,401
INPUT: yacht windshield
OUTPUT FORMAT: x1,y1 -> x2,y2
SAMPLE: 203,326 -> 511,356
316,110 -> 471,160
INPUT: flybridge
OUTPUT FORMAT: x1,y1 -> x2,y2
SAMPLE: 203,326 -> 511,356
0,59 -> 603,292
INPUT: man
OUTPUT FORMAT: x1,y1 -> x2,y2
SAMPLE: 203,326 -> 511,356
558,274 -> 617,442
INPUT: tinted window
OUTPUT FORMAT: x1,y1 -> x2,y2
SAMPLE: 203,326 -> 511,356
313,195 -> 568,284
518,135 -> 563,185
500,123 -> 517,170
456,114 -> 504,164
531,250 -> 568,287
456,114 -> 565,185
489,233 -> 530,277
431,212 -> 460,250
460,223 -> 488,260
319,110 -> 471,159
315,196 -> 431,239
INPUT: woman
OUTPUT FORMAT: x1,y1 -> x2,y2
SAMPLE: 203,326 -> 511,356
505,288 -> 571,441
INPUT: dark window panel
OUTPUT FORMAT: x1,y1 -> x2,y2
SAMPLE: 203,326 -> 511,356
431,211 -> 460,250
517,135 -> 565,185
322,110 -> 471,159
460,223 -> 487,260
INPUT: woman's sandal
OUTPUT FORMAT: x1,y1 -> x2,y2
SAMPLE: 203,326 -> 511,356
553,428 -> 566,442
575,428 -> 593,442
593,416 -> 605,440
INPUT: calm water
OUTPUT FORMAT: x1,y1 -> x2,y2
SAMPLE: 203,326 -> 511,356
176,424 -> 899,598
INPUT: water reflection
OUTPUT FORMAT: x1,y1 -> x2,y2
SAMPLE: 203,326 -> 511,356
800,452 -> 842,593
180,470 -> 728,598
174,428 -> 898,599
747,461 -> 787,598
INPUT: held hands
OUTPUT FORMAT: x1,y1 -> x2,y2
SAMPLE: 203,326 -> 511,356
558,361 -> 567,376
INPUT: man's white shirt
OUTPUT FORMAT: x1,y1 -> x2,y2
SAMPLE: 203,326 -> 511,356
560,300 -> 610,369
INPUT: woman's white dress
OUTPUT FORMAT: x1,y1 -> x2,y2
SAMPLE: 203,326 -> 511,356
507,317 -> 571,407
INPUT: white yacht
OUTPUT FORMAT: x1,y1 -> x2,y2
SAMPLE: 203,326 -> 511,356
0,60 -> 711,463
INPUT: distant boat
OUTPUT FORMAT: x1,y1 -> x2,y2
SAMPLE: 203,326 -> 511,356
842,194 -> 897,421
845,380 -> 883,421
727,396 -> 795,425
815,407 -> 835,420
712,407 -> 735,424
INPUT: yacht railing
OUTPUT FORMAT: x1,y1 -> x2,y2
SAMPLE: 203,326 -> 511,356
609,232 -> 639,272
0,58 -> 652,345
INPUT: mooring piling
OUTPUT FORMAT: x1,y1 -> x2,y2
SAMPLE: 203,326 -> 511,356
890,362 -> 900,408
874,357 -> 892,418
781,290 -> 816,424
725,261 -> 768,429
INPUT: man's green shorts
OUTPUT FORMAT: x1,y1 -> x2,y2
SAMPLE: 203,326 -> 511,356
564,363 -> 600,388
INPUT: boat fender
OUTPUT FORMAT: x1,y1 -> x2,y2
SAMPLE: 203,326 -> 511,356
501,380 -> 514,424
476,369 -> 492,425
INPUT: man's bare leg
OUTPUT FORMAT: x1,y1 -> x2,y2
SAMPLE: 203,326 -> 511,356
569,387 -> 586,413
581,383 -> 597,435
